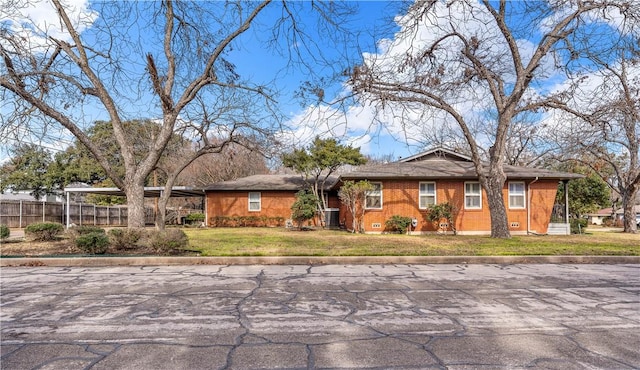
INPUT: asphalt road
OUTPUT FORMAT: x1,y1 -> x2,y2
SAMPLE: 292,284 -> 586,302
1,264 -> 639,369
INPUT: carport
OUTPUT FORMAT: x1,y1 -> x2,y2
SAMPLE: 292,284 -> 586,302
63,186 -> 206,228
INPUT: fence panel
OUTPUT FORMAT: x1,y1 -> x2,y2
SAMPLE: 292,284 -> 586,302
0,200 -> 139,228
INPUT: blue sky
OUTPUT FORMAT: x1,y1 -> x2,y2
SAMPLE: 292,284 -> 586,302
2,0 -> 636,164
1,0 -> 414,162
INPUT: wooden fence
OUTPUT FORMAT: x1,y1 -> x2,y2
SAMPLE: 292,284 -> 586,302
0,200 -> 153,228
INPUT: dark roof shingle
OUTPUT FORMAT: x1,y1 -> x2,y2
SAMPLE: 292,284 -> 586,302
341,159 -> 583,181
204,174 -> 339,191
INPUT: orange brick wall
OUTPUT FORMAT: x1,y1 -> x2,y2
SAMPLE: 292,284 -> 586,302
529,181 -> 560,234
206,191 -> 297,223
338,179 -> 559,234
206,191 -> 341,226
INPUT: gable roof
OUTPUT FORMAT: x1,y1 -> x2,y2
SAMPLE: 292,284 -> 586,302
204,174 -> 339,191
398,147 -> 472,163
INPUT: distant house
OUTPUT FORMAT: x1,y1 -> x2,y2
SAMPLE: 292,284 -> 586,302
203,148 -> 583,235
587,206 -> 640,226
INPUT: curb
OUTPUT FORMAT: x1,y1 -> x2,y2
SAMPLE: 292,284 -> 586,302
1,255 -> 639,267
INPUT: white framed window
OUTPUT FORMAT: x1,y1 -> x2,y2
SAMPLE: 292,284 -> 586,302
464,182 -> 482,209
248,192 -> 261,211
509,181 -> 526,209
419,182 -> 436,209
365,182 -> 383,209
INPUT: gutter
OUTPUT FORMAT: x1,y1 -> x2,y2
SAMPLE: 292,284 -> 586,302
527,177 -> 539,235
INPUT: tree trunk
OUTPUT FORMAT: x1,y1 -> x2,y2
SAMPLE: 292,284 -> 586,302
156,192 -> 171,231
621,187 -> 638,233
125,184 -> 147,229
483,174 -> 511,239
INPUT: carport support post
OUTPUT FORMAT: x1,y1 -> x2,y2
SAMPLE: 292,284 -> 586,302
563,180 -> 570,235
66,191 -> 70,229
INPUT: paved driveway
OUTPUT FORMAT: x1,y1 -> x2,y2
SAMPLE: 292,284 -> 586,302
1,264 -> 639,369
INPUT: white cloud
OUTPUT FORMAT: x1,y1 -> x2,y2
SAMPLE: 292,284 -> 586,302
0,0 -> 98,52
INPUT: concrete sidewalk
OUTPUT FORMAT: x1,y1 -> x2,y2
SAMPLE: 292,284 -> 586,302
2,264 -> 639,369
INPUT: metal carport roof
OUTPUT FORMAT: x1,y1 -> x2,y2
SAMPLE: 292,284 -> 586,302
63,186 -> 205,198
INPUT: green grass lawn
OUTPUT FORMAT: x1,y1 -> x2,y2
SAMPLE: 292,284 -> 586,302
184,227 -> 640,257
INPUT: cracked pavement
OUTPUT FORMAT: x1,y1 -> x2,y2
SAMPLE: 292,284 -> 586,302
1,264 -> 639,369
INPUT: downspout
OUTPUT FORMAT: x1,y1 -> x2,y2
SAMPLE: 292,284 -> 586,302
527,177 -> 539,235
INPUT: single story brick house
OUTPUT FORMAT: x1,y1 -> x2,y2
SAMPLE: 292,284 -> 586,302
203,148 -> 582,234
204,174 -> 340,228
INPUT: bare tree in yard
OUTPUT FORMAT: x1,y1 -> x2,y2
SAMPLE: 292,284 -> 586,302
349,0 -> 638,238
1,0 -> 348,228
546,44 -> 639,233
150,88 -> 275,229
180,143 -> 269,187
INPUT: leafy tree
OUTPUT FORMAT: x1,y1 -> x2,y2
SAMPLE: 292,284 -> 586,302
290,190 -> 318,230
338,180 -> 373,233
0,144 -> 52,200
348,1 -> 637,238
555,167 -> 611,220
282,137 -> 367,227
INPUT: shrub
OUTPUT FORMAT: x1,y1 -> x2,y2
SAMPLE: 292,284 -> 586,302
72,225 -> 105,235
185,213 -> 205,222
25,222 -> 64,241
148,229 -> 189,254
67,225 -> 105,245
385,215 -> 412,234
108,228 -> 142,249
0,224 -> 9,240
570,218 -> 588,234
291,190 -> 318,229
75,232 -> 110,254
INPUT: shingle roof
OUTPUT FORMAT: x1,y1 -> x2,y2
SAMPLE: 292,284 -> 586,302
204,174 -> 340,191
341,159 -> 583,181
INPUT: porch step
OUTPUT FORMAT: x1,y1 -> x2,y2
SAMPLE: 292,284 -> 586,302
547,223 -> 570,235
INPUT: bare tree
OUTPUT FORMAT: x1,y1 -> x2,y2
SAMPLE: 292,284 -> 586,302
0,0 -> 275,227
349,0 -> 638,238
179,142 -> 269,187
1,0 -> 350,228
546,45 -> 639,233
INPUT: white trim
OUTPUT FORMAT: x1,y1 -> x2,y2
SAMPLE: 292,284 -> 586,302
508,181 -> 526,209
365,182 -> 383,210
464,181 -> 482,209
248,192 -> 261,212
419,181 -> 436,209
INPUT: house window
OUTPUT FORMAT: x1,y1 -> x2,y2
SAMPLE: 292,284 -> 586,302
464,182 -> 482,209
419,182 -> 436,209
248,192 -> 261,211
509,182 -> 526,209
365,182 -> 383,209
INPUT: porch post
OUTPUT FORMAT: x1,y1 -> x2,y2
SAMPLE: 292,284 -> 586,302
563,181 -> 569,222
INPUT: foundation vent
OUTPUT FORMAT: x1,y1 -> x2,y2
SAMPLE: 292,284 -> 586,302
372,223 -> 382,229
